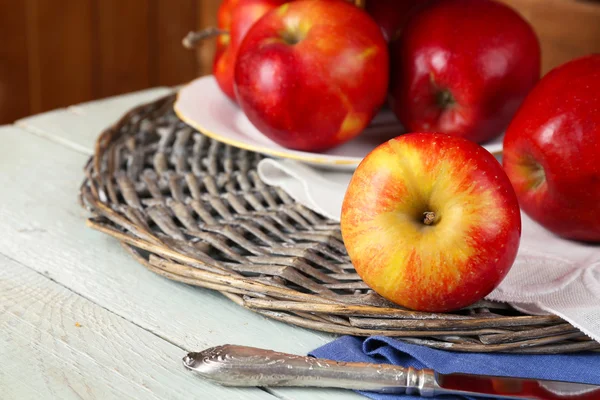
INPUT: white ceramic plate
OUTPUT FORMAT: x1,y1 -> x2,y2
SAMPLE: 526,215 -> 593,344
174,76 -> 504,170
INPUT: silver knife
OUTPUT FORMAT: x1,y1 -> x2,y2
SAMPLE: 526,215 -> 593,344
183,344 -> 600,399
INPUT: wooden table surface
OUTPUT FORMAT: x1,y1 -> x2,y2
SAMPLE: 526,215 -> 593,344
0,88 -> 363,400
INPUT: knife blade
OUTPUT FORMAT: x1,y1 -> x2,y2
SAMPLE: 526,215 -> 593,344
182,344 -> 600,399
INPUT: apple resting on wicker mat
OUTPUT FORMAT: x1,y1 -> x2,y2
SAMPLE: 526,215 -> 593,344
340,132 -> 522,313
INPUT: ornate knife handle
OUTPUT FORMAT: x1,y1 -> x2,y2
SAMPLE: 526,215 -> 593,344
183,344 -> 438,396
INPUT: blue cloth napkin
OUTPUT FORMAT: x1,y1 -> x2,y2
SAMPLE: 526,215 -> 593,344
309,335 -> 600,399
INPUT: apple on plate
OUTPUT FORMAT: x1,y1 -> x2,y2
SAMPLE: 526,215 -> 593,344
503,54 -> 600,243
212,0 -> 289,102
341,133 -> 521,312
389,0 -> 541,144
234,0 -> 389,152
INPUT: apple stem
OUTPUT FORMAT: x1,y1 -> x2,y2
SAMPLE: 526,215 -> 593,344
182,28 -> 228,49
436,90 -> 455,109
423,211 -> 436,225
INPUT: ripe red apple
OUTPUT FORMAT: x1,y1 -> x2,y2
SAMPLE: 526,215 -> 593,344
234,0 -> 389,152
365,0 -> 423,42
389,0 -> 541,144
213,0 -> 289,102
503,54 -> 600,243
341,133 -> 521,312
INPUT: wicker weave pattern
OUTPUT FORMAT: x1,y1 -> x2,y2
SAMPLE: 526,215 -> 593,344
79,94 -> 599,354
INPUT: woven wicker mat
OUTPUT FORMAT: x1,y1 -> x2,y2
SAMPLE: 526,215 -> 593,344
79,93 -> 599,354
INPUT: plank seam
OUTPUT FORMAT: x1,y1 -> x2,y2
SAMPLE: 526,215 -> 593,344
13,118 -> 93,156
0,251 -> 189,352
0,252 -> 306,400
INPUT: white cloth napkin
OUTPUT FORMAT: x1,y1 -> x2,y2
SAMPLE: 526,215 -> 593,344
258,158 -> 600,342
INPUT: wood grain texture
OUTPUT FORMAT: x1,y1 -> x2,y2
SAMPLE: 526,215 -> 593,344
498,0 -> 600,74
0,0 -> 30,123
0,0 -> 208,124
93,0 -> 151,98
0,253 -> 272,400
196,0 -> 220,76
0,121 -> 362,400
25,0 -> 94,114
150,0 -> 199,86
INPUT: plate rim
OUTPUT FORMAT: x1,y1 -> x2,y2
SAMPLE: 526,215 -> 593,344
173,75 -> 504,167
173,76 -> 363,167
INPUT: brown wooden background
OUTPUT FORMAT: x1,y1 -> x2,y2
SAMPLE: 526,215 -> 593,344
1,0 -> 599,125
0,0 -> 219,125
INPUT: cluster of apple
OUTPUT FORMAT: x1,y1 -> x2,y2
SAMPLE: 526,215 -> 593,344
209,0 -> 541,150
342,52 -> 600,312
203,0 -> 599,312
210,0 -> 388,151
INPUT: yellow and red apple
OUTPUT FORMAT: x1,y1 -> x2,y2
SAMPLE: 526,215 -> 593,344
234,0 -> 389,151
341,133 -> 521,312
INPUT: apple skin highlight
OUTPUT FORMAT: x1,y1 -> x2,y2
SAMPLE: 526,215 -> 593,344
213,0 -> 289,103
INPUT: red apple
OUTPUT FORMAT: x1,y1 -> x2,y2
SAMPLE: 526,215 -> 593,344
234,0 -> 389,152
213,0 -> 289,102
503,54 -> 600,242
389,0 -> 541,144
365,0 -> 423,42
341,133 -> 521,312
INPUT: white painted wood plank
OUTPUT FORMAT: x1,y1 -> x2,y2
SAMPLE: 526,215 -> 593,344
14,87 -> 173,155
67,87 -> 173,120
0,254 -> 272,400
0,128 -> 362,400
